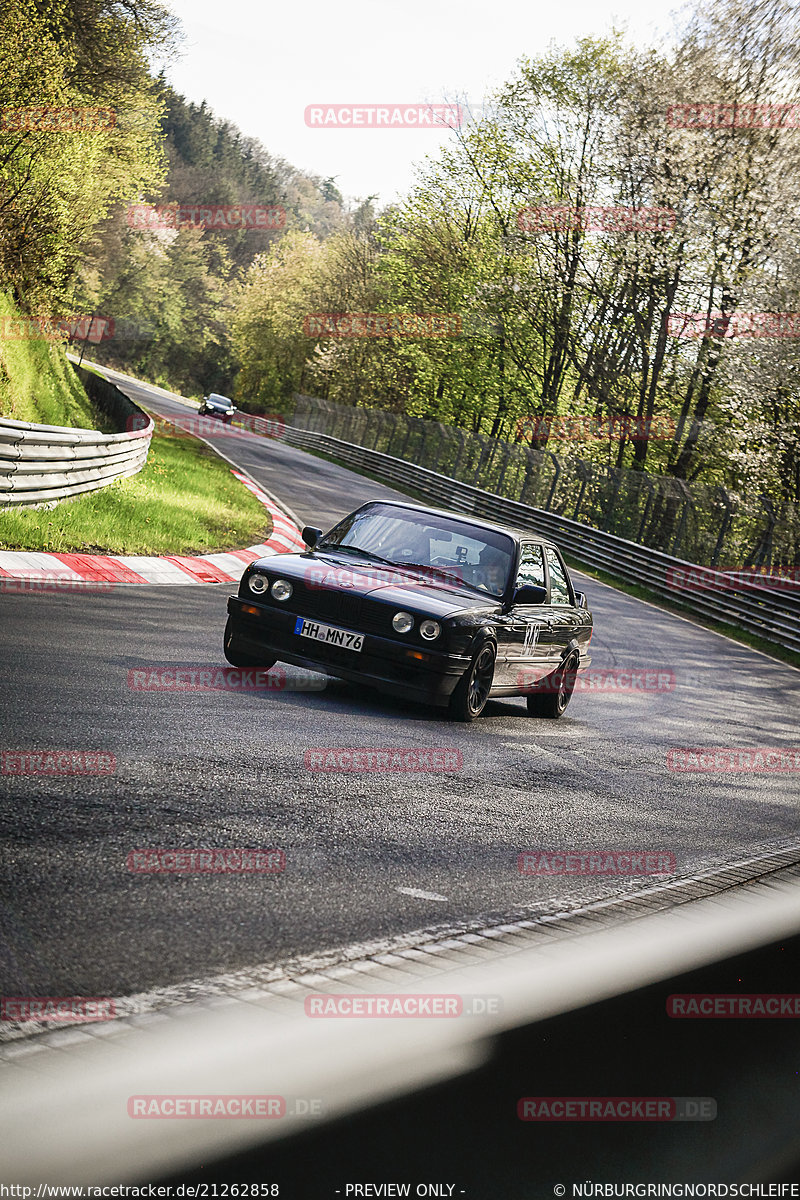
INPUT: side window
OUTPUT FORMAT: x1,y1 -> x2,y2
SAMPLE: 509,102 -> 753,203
517,544 -> 546,590
545,547 -> 571,605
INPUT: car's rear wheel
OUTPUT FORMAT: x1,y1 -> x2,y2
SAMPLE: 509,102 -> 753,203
223,618 -> 276,669
448,641 -> 496,722
526,653 -> 578,718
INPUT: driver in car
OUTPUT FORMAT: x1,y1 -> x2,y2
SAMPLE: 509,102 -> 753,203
474,544 -> 510,594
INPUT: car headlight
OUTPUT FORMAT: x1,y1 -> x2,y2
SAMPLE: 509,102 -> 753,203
420,619 -> 441,641
392,611 -> 414,634
248,573 -> 268,594
271,578 -> 293,602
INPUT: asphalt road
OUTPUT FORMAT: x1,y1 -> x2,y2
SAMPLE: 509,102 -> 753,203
1,367 -> 800,998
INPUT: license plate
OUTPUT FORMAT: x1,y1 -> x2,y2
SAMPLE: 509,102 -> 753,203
294,617 -> 364,652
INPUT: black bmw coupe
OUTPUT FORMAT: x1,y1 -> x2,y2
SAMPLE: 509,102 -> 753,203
224,500 -> 593,721
198,393 -> 237,422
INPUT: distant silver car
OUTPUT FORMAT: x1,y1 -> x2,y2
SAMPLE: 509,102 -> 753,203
199,393 -> 236,423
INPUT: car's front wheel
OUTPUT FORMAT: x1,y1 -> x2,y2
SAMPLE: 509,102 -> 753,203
526,653 -> 578,719
223,618 -> 276,669
448,641 -> 496,722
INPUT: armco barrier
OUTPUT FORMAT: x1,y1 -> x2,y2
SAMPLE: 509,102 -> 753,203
0,367 -> 153,507
278,425 -> 800,655
292,396 -> 799,570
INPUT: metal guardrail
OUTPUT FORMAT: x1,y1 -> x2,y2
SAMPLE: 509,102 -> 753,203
293,394 -> 800,571
280,425 -> 800,655
0,367 -> 153,507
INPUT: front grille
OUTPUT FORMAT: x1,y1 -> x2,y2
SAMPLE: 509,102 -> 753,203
251,578 -> 406,640
289,582 -> 361,626
354,604 -> 393,636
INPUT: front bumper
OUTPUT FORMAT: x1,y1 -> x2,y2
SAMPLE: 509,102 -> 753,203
227,595 -> 469,705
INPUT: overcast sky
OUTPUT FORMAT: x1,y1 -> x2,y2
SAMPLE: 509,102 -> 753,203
157,0 -> 684,206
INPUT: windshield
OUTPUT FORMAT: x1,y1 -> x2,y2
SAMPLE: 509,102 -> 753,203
319,503 -> 515,597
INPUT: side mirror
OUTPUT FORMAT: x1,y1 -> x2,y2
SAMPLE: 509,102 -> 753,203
302,526 -> 323,550
574,590 -> 588,610
514,583 -> 547,605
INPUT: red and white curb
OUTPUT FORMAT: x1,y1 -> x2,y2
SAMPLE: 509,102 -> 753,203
0,469 -> 305,587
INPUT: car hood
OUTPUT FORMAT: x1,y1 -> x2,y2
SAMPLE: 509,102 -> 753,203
249,551 -> 502,617
206,399 -> 234,411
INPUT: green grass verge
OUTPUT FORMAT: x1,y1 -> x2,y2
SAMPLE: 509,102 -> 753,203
0,293 -> 113,431
0,425 -> 272,555
291,443 -> 800,670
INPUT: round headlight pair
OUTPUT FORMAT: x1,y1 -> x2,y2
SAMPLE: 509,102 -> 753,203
248,573 -> 293,602
392,612 -> 441,641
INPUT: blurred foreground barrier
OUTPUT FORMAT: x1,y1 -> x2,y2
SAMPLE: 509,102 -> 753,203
2,850 -> 800,1182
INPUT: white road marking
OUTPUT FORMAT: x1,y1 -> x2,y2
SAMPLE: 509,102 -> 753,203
396,886 -> 449,901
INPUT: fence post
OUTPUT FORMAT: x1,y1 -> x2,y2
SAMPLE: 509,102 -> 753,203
710,487 -> 734,567
745,494 -> 777,568
544,452 -> 561,512
573,461 -> 592,521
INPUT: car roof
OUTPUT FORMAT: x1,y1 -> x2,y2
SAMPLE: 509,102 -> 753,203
353,499 -> 560,551
208,393 -> 232,402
